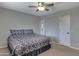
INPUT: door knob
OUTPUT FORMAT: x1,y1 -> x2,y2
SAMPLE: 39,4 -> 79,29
67,32 -> 70,34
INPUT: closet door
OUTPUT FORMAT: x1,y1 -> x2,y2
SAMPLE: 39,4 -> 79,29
59,15 -> 70,46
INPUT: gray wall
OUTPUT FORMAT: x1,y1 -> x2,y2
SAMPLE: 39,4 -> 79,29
70,7 -> 79,48
0,8 -> 41,48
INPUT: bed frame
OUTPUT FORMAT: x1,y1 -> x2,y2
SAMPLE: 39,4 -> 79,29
8,44 -> 51,56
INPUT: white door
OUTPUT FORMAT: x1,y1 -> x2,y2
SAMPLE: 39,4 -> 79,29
59,15 -> 70,46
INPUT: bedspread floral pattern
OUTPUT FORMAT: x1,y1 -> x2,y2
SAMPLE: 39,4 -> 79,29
8,29 -> 50,56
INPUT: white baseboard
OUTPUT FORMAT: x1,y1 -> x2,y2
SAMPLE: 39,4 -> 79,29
68,46 -> 79,50
54,42 -> 79,51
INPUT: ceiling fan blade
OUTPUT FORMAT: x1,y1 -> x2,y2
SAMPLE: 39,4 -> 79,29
36,9 -> 39,12
45,8 -> 49,11
28,6 -> 37,7
47,3 -> 54,6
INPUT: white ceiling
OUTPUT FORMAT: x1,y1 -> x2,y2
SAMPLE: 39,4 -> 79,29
0,2 -> 79,16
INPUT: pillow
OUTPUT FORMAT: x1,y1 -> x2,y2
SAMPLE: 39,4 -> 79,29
10,29 -> 24,35
23,29 -> 33,34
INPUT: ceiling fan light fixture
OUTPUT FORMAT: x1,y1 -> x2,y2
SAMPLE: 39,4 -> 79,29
28,2 -> 54,12
38,2 -> 42,6
37,7 -> 45,11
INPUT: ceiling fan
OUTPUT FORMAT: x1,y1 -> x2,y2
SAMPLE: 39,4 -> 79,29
28,2 -> 54,12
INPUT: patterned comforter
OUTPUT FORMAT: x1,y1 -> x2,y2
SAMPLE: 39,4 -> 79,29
8,34 -> 51,56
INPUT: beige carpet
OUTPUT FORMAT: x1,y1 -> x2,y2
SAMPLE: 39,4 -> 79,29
39,44 -> 79,56
0,47 -> 10,56
0,43 -> 79,56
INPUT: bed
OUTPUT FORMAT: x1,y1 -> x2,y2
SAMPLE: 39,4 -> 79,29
7,29 -> 51,56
